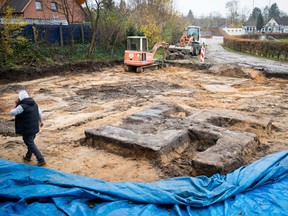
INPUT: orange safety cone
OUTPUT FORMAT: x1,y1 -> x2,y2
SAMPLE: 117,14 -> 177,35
199,47 -> 205,63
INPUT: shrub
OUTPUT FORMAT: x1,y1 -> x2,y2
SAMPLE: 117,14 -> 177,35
0,7 -> 28,55
223,33 -> 288,61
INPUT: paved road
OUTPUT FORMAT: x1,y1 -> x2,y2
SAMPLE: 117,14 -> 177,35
205,37 -> 288,77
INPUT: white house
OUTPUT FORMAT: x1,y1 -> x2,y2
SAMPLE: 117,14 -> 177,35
222,27 -> 246,35
244,26 -> 257,33
262,16 -> 288,33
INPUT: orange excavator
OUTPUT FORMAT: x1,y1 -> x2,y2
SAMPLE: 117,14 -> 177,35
124,36 -> 169,73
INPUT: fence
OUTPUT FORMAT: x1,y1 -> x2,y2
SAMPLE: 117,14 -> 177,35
0,23 -> 93,46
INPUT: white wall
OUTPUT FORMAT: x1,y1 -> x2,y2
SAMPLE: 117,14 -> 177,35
222,28 -> 246,35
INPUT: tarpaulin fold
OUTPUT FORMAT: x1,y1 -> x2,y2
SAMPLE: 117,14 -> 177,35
0,150 -> 288,215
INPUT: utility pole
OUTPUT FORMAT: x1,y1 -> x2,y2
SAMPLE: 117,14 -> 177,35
252,0 -> 254,10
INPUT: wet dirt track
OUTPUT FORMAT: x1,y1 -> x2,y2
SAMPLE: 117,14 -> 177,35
0,38 -> 288,182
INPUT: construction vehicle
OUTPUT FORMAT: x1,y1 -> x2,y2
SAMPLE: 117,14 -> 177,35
166,26 -> 206,60
124,36 -> 169,73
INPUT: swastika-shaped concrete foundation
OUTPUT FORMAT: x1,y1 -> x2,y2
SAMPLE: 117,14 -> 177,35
84,104 -> 271,176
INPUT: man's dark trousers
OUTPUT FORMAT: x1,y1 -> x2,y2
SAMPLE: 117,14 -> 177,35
23,134 -> 45,162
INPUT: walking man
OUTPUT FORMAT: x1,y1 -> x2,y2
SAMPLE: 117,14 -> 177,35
10,90 -> 46,166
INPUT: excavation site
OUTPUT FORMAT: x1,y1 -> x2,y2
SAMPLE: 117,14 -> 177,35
1,59 -> 287,182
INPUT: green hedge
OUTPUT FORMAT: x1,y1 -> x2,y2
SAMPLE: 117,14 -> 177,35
239,33 -> 288,40
223,33 -> 288,61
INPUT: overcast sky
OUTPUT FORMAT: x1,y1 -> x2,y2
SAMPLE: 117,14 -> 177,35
174,0 -> 288,17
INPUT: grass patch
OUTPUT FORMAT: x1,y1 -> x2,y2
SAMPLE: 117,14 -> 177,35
0,43 -> 125,69
278,38 -> 288,43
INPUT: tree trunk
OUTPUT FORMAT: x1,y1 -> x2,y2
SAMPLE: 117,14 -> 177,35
87,1 -> 101,58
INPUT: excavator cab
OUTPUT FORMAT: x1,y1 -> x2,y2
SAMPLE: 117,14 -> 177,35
186,26 -> 200,42
126,36 -> 148,51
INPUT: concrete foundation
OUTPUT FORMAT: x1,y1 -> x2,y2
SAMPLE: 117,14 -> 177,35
84,104 -> 271,176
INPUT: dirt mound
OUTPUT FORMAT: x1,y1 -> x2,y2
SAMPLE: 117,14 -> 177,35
208,64 -> 251,78
0,60 -> 122,84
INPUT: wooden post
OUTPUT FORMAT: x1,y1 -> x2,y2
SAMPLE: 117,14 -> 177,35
60,23 -> 63,47
32,23 -> 37,45
81,24 -> 84,43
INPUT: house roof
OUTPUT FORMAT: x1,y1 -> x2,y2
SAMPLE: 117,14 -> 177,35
274,16 -> 288,26
0,0 -> 86,22
0,0 -> 31,13
0,0 -> 87,15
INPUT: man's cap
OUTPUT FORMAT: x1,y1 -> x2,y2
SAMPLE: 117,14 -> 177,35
19,90 -> 29,101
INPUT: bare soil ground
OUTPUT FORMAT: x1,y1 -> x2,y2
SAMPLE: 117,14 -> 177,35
1,62 -> 287,182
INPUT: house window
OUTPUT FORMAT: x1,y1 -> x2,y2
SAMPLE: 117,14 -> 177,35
35,1 -> 43,10
51,2 -> 58,11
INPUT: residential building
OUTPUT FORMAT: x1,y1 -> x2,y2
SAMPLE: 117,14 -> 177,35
244,26 -> 257,34
262,16 -> 288,33
0,0 -> 86,25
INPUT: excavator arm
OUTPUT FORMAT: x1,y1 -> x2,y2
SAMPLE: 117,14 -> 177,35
150,42 -> 170,55
186,36 -> 195,46
179,33 -> 195,46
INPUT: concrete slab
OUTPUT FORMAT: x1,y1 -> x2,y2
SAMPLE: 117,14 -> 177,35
84,104 -> 272,176
201,84 -> 239,92
189,124 -> 260,176
85,126 -> 189,164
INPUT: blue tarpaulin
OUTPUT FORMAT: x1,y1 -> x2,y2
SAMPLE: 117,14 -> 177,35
0,151 -> 288,216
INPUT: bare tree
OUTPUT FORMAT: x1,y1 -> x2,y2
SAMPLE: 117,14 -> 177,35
207,12 -> 224,27
84,0 -> 102,57
99,3 -> 129,56
225,0 -> 239,27
239,6 -> 250,25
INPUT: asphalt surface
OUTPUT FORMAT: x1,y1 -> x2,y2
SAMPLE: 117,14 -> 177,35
205,37 -> 288,78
